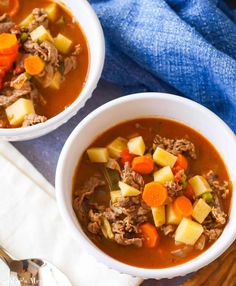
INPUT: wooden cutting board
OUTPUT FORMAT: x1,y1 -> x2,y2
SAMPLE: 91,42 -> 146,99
182,241 -> 236,286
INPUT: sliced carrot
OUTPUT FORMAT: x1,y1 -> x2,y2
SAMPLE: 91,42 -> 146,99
173,196 -> 193,217
120,149 -> 136,165
142,182 -> 168,207
8,0 -> 20,17
0,52 -> 17,68
132,156 -> 154,175
24,55 -> 45,75
139,223 -> 159,248
183,183 -> 195,201
0,33 -> 18,55
174,154 -> 188,172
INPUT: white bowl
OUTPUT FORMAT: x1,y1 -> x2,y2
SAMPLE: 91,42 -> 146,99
56,92 -> 236,279
0,0 -> 105,141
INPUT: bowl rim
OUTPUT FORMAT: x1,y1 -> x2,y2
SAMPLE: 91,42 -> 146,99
56,92 -> 236,279
0,0 -> 105,140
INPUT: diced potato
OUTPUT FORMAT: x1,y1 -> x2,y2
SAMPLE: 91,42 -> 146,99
49,71 -> 62,90
6,99 -> 35,126
20,14 -> 34,27
87,148 -> 109,163
127,136 -> 145,156
101,218 -> 114,239
175,218 -> 203,245
30,25 -> 54,43
54,33 -> 73,54
166,204 -> 182,225
107,137 -> 127,158
152,206 -> 165,227
153,147 -> 177,168
189,175 -> 212,197
154,166 -> 174,184
45,3 -> 59,22
192,199 -> 211,223
110,190 -> 122,204
118,181 -> 141,197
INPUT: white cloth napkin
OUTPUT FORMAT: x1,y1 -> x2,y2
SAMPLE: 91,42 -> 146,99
0,142 -> 142,286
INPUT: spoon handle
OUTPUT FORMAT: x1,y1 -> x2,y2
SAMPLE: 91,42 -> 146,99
0,246 -> 12,265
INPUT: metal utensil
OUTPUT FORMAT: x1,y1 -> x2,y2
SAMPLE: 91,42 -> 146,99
0,246 -> 72,286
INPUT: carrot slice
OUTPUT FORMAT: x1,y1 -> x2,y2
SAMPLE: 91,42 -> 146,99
142,182 -> 168,207
120,149 -> 136,165
24,55 -> 45,75
132,156 -> 154,174
0,33 -> 18,55
175,154 -> 188,171
0,52 -> 17,69
139,223 -> 159,248
173,195 -> 193,217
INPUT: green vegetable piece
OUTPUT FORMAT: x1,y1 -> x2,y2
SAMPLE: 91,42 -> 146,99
202,192 -> 213,203
101,218 -> 114,239
103,167 -> 120,191
56,16 -> 66,25
20,32 -> 28,42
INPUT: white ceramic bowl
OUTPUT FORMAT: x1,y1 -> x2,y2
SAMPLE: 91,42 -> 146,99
0,0 -> 104,141
56,92 -> 236,279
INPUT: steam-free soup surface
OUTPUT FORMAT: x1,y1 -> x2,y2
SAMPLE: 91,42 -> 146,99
73,118 -> 231,268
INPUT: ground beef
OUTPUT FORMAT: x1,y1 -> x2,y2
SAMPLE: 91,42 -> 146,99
22,114 -> 47,127
153,135 -> 196,159
195,234 -> 206,251
40,41 -> 59,66
211,207 -> 227,226
205,170 -> 230,199
64,56 -> 77,75
87,209 -> 103,234
161,225 -> 176,236
28,8 -> 49,32
121,162 -> 144,190
164,181 -> 179,199
74,175 -> 106,207
0,86 -> 32,108
23,40 -> 48,59
0,14 -> 14,33
204,228 -> 223,241
114,234 -> 143,247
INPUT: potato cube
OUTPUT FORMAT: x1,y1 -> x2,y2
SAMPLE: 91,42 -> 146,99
107,137 -> 127,158
101,218 -> 114,239
6,99 -> 35,126
49,71 -> 62,90
87,148 -> 109,163
119,181 -> 141,197
154,166 -> 174,184
54,33 -> 73,54
110,190 -> 122,204
20,14 -> 34,27
152,206 -> 165,227
166,204 -> 182,225
127,136 -> 145,156
175,218 -> 203,245
192,199 -> 211,223
189,175 -> 212,197
45,3 -> 59,22
153,147 -> 177,168
30,25 -> 54,43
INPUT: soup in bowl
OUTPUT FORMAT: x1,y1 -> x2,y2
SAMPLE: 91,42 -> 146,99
0,0 -> 104,140
56,93 -> 236,279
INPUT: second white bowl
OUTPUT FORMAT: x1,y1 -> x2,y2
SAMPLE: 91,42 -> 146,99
56,92 -> 236,279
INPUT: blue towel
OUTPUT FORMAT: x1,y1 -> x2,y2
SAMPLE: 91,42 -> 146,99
90,0 -> 236,131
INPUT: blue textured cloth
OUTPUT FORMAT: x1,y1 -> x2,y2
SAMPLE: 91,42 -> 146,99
90,0 -> 236,131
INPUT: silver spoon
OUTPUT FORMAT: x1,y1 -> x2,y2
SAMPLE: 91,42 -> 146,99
0,246 -> 72,286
